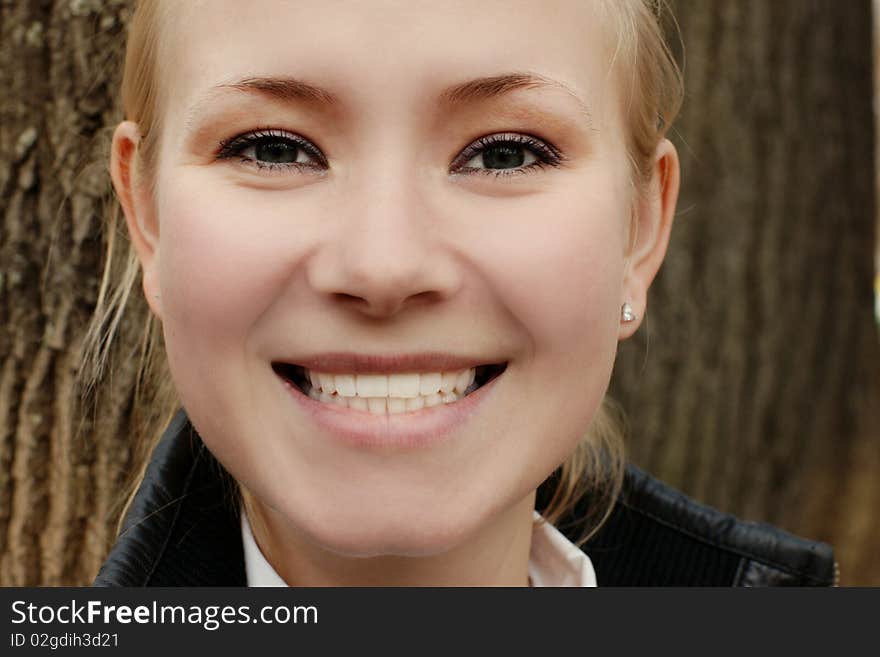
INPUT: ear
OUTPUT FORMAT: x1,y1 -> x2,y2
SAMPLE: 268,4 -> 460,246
110,121 -> 163,319
619,138 -> 680,340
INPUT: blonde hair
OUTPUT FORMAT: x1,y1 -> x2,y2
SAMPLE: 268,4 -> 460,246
80,0 -> 683,544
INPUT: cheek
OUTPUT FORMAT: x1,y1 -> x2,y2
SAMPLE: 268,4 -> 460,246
152,173 -> 319,429
156,178 -> 301,349
516,230 -> 622,354
460,176 -> 629,469
467,186 -> 628,361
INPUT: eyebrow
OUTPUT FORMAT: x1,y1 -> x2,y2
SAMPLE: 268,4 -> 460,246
439,72 -> 592,120
185,77 -> 338,132
186,71 -> 592,132
220,76 -> 338,105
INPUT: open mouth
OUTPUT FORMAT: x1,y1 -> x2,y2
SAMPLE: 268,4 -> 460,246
272,362 -> 508,415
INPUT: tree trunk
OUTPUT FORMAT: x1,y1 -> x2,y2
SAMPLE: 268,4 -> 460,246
0,0 -> 137,586
611,0 -> 880,585
1,0 -> 878,586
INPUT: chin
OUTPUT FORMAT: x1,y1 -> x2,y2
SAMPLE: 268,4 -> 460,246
279,496 -> 483,559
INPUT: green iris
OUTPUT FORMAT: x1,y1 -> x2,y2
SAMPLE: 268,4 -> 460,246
482,145 -> 525,169
255,141 -> 299,164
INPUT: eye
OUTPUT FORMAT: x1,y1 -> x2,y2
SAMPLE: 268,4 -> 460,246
450,133 -> 564,177
216,128 -> 327,172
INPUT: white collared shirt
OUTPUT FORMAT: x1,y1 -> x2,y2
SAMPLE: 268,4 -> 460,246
241,510 -> 597,587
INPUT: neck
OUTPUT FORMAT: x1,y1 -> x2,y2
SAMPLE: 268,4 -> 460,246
244,493 -> 536,587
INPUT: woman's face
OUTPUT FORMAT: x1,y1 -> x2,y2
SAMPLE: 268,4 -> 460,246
140,0 -> 641,556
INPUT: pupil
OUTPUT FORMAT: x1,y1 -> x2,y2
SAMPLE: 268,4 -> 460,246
482,145 -> 524,169
255,140 -> 298,163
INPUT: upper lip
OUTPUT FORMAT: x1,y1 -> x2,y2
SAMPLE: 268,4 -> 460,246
274,352 -> 505,374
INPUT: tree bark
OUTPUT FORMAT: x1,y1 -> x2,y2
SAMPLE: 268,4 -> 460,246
611,0 -> 880,585
1,0 -> 878,585
0,0 -> 136,586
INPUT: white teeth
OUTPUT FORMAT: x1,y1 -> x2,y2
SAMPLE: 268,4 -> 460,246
405,397 -> 425,412
388,373 -> 421,398
305,392 -> 463,415
335,374 -> 357,397
307,368 -> 476,398
454,368 -> 475,394
387,398 -> 407,413
356,373 -> 388,397
440,371 -> 457,394
318,373 -> 336,395
419,372 -> 442,396
300,366 -> 489,414
424,393 -> 443,407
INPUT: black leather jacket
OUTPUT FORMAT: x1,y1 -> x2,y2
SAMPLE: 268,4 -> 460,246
93,410 -> 837,586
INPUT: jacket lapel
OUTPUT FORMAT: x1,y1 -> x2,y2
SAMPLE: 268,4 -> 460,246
93,410 -> 246,586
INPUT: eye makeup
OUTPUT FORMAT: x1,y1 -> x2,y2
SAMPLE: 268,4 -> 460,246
214,128 -> 567,178
216,128 -> 328,173
449,132 -> 566,178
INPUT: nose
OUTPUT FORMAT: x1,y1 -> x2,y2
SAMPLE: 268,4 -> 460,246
306,172 -> 462,318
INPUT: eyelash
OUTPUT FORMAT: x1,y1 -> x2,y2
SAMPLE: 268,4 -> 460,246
215,128 -> 565,177
449,133 -> 565,177
216,128 -> 327,173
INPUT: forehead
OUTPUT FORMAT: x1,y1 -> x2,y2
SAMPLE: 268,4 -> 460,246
161,0 -> 619,121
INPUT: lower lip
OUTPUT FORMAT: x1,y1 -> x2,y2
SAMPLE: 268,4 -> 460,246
276,371 -> 502,449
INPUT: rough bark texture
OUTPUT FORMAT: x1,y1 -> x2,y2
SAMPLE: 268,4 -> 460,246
611,0 -> 880,585
0,0 -> 878,585
0,0 -> 135,586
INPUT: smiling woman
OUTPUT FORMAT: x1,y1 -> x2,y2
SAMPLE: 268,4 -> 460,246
80,0 -> 835,587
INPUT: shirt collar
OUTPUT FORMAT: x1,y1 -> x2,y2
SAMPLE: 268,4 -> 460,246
527,511 -> 597,587
242,510 -> 596,587
241,508 -> 287,587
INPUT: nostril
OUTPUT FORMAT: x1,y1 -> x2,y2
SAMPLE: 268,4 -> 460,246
333,292 -> 363,304
331,292 -> 404,318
